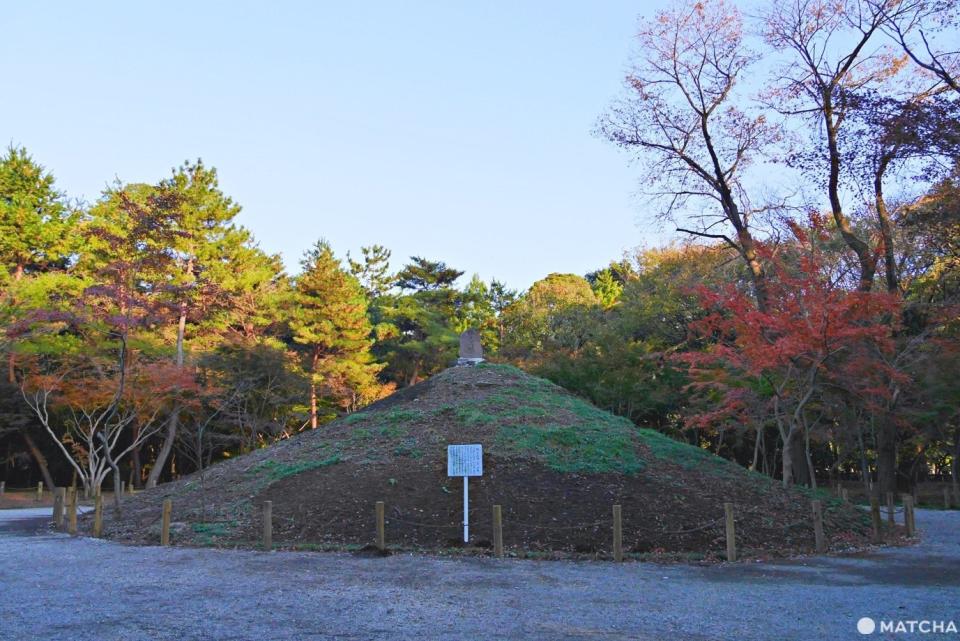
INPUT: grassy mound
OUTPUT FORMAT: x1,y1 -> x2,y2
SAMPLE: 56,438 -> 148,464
96,364 -> 873,559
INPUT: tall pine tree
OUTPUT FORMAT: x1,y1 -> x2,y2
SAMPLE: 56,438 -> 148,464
292,240 -> 384,428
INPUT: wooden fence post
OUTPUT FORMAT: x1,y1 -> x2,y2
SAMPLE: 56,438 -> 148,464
945,487 -> 952,510
93,495 -> 103,537
492,504 -> 503,559
52,487 -> 65,528
612,504 -> 623,562
886,492 -> 895,526
262,501 -> 273,550
68,490 -> 77,535
36,481 -> 43,502
375,501 -> 385,551
160,499 -> 172,546
120,481 -> 125,496
0,481 -> 5,496
870,496 -> 882,542
841,488 -> 849,502
812,500 -> 826,553
724,502 -> 736,562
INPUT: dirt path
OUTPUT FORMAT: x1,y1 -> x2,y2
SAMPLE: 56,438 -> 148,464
1,509 -> 956,640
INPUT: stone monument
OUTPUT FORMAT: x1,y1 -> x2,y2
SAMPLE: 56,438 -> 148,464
457,329 -> 484,365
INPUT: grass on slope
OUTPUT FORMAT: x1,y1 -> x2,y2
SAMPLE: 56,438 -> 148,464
316,363 -> 744,477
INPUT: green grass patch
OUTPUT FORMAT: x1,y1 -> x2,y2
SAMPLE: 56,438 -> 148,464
191,521 -> 235,537
393,441 -> 423,459
454,405 -> 497,426
377,424 -> 408,438
382,409 -> 423,424
251,454 -> 342,481
496,422 -> 642,474
638,428 -> 738,473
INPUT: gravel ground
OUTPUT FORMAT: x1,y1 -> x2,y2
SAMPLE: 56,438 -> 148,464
1,508 -> 957,641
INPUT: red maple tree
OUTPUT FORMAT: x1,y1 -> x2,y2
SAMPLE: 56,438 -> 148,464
680,218 -> 905,486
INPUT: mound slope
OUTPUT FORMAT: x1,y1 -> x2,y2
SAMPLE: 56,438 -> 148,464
97,364 -> 872,559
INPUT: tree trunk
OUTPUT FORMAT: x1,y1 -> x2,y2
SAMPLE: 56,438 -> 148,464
132,444 -> 142,488
147,301 -> 188,488
804,426 -> 817,490
737,230 -> 769,312
310,349 -> 320,429
750,427 -> 763,472
146,405 -> 179,488
408,359 -> 422,387
781,427 -> 801,487
875,419 -> 898,498
791,437 -> 811,486
857,424 -> 872,494
823,96 -> 876,292
22,431 -> 55,489
952,426 -> 959,502
874,159 -> 899,293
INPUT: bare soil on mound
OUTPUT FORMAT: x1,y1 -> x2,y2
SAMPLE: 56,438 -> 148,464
246,456 -> 870,558
89,365 -> 880,559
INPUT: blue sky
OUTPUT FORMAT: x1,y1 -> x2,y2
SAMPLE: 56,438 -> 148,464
2,1 -> 675,290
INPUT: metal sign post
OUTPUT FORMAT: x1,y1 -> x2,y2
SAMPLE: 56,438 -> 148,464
447,444 -> 483,543
463,474 -> 469,543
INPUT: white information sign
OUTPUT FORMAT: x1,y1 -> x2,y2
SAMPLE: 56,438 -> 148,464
447,444 -> 483,543
447,444 -> 483,477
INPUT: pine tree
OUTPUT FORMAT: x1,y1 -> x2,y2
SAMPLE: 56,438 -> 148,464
395,256 -> 462,291
291,240 -> 384,428
347,244 -> 394,299
0,146 -> 77,281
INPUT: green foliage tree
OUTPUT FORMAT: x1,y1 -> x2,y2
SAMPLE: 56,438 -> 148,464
501,273 -> 599,358
0,146 -> 76,281
348,244 -> 394,299
0,147 -> 79,487
395,256 -> 463,291
291,240 -> 384,428
453,275 -> 498,348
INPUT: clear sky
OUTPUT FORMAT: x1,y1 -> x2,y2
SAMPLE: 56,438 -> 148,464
2,1 -> 675,291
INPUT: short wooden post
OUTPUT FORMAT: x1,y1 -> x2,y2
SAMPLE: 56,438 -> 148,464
68,490 -> 77,535
120,481 -> 125,495
870,496 -> 882,541
946,487 -> 952,510
160,499 -> 172,546
262,501 -> 273,550
375,501 -> 385,550
903,495 -> 915,537
812,500 -> 826,553
612,504 -> 623,562
52,487 -> 65,528
492,504 -> 503,559
36,481 -> 43,502
93,495 -> 103,537
0,481 -> 5,496
724,502 -> 736,562
886,492 -> 895,526
841,488 -> 849,502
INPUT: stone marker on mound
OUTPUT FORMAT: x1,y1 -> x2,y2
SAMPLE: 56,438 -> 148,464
457,329 -> 484,365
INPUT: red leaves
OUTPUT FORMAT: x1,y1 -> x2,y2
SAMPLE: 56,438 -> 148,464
680,220 -> 904,430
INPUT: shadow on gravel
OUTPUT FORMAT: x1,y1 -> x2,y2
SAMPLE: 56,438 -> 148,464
0,515 -> 50,537
698,552 -> 960,589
